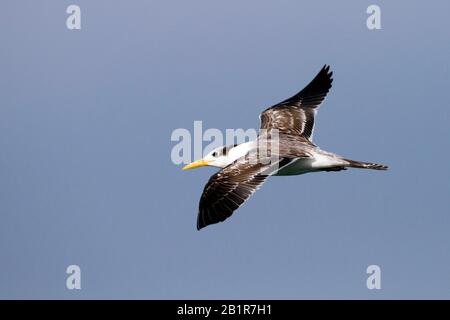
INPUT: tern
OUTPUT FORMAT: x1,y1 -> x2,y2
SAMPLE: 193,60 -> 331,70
183,65 -> 388,230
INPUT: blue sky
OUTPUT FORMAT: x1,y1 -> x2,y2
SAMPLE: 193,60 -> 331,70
1,0 -> 450,299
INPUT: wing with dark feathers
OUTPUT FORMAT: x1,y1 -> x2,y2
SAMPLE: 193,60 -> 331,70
197,158 -> 275,230
259,65 -> 333,140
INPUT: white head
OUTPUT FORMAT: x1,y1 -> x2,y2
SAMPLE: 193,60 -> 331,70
182,145 -> 237,170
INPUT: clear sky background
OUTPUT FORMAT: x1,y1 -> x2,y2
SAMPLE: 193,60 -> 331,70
1,0 -> 450,299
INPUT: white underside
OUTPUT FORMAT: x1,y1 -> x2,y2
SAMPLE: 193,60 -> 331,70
274,154 -> 344,176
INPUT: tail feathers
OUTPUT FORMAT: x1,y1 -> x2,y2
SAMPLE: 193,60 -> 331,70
345,159 -> 388,171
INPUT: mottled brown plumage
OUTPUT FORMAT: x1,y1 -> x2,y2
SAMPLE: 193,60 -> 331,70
260,65 -> 332,140
197,66 -> 334,230
191,65 -> 387,230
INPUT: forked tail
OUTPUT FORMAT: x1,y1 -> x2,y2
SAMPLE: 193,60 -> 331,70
344,159 -> 388,171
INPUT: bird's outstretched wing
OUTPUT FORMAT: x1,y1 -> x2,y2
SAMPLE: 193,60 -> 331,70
259,65 -> 333,141
197,157 -> 282,230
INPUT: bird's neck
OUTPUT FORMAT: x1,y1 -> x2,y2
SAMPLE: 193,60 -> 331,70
223,141 -> 255,166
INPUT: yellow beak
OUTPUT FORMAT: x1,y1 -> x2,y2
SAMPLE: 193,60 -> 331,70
182,159 -> 212,170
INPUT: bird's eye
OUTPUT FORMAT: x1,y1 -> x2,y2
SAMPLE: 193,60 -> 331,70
212,152 -> 217,157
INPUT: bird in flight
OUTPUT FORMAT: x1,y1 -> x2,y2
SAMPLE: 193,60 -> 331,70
183,65 -> 388,230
